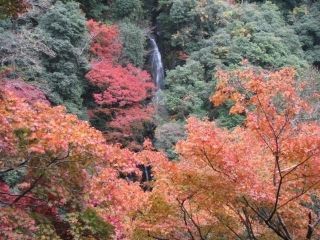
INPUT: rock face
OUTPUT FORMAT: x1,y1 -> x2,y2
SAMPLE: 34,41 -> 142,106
0,79 -> 50,105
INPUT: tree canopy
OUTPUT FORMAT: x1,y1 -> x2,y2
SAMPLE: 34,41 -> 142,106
0,0 -> 320,239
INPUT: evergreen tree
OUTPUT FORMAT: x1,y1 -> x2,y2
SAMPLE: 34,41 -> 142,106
37,1 -> 90,118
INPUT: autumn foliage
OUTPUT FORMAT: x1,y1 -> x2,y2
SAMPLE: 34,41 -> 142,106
87,19 -> 122,62
1,0 -> 320,239
1,45 -> 320,240
87,62 -> 153,106
0,78 -> 156,238
125,67 -> 320,240
86,20 -> 154,148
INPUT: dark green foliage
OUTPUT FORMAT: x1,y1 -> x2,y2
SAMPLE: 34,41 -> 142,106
291,2 -> 320,67
169,0 -> 196,26
119,22 -> 146,67
0,21 -> 52,82
164,60 -> 213,119
110,0 -> 144,22
154,122 -> 185,159
158,1 -> 307,70
72,0 -> 109,20
298,66 -> 320,122
0,1 -> 90,118
157,0 -> 230,49
209,102 -> 245,129
14,128 -> 32,150
1,168 -> 26,187
79,208 -> 114,239
33,208 -> 114,239
191,2 -> 306,73
159,0 -> 308,130
156,0 -> 230,66
241,0 -> 312,12
37,1 -> 90,118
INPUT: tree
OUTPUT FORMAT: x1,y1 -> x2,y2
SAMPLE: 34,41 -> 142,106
0,87 -> 106,202
86,142 -> 169,239
109,0 -> 144,22
291,1 -> 320,67
0,206 -> 37,239
0,70 -> 49,106
0,0 -> 90,118
86,20 -> 155,148
169,0 -> 196,26
88,62 -> 153,107
190,1 -> 307,76
0,72 -> 159,238
135,67 -> 320,239
66,0 -> 109,20
161,0 -> 307,130
0,23 -> 55,85
86,145 -> 146,239
86,19 -> 122,62
0,82 -> 116,238
164,60 -> 212,119
298,66 -> 320,122
36,1 -> 90,118
119,21 -> 146,67
86,61 -> 154,146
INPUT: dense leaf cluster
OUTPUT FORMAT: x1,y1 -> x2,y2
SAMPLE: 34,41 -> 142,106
0,0 -> 320,239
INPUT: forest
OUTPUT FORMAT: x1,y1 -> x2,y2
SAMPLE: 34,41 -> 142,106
0,0 -> 320,239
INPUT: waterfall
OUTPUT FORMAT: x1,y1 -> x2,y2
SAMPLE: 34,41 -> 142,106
149,36 -> 168,118
149,37 -> 165,90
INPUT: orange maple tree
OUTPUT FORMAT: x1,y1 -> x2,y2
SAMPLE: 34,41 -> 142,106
0,85 -> 110,238
130,67 -> 320,240
86,141 -> 169,239
0,79 -> 159,239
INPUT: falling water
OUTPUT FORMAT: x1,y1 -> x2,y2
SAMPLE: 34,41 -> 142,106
149,37 -> 165,90
141,38 -> 166,185
149,36 -> 168,119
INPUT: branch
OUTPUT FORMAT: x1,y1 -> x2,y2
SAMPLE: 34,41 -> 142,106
0,158 -> 30,174
276,213 -> 292,240
147,231 -> 171,240
306,212 -> 320,240
282,154 -> 314,178
10,172 -> 44,205
177,195 -> 206,240
256,94 -> 278,147
243,207 -> 257,240
242,197 -> 291,240
216,215 -> 244,240
9,150 -> 71,205
200,145 -> 235,182
268,154 -> 283,221
278,179 -> 320,210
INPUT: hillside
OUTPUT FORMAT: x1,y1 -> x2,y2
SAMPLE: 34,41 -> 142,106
0,0 -> 320,239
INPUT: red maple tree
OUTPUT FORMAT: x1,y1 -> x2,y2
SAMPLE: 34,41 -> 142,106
87,19 -> 122,62
86,20 -> 155,147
